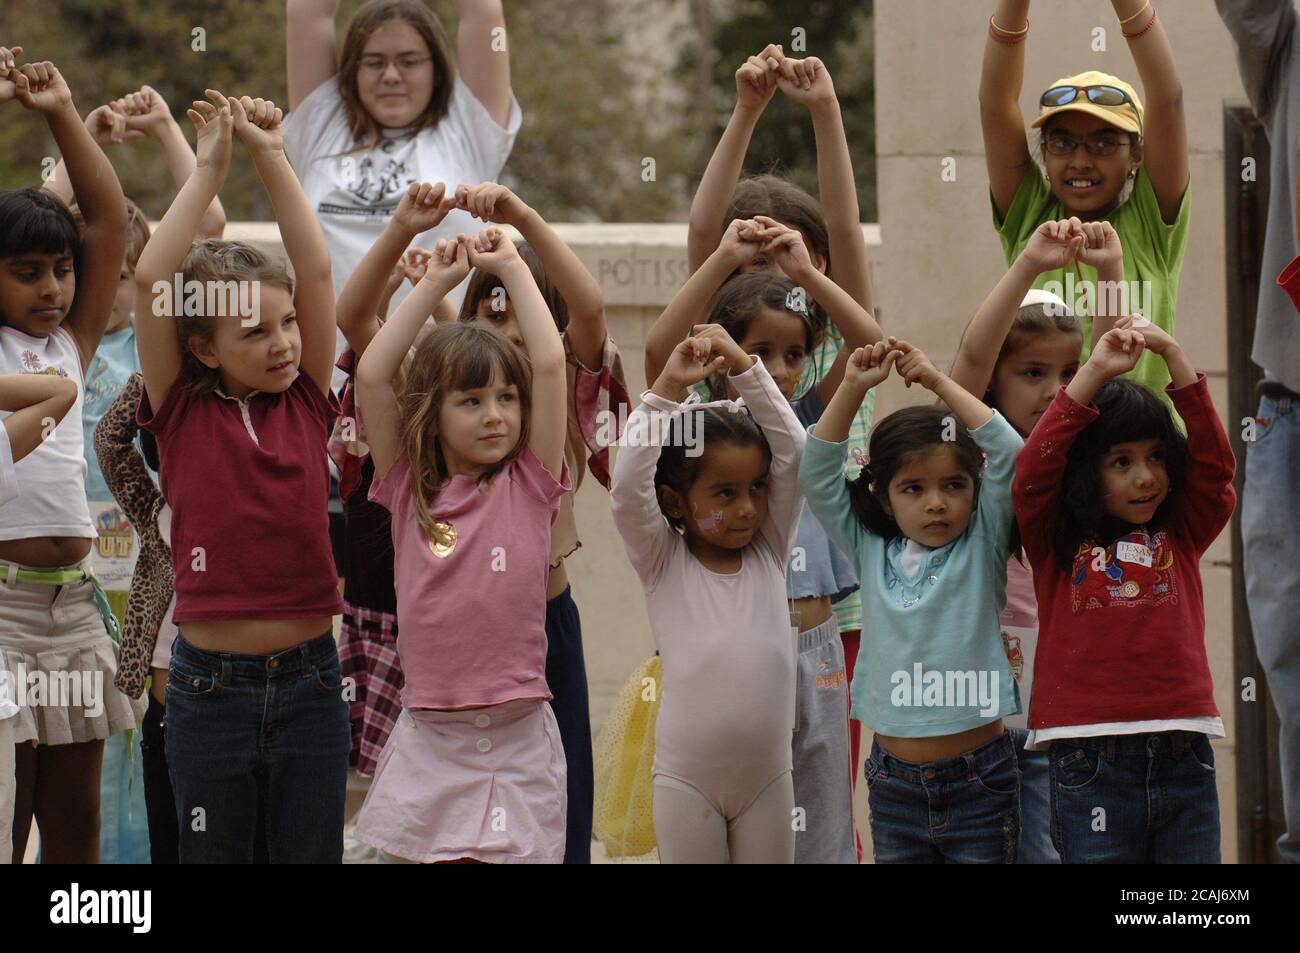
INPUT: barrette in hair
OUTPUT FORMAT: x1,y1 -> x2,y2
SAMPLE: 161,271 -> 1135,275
785,287 -> 809,316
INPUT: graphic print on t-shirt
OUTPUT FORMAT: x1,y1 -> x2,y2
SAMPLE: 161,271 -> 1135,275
1069,529 -> 1179,613
318,135 -> 419,220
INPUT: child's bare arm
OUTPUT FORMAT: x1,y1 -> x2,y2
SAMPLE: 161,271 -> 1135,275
467,229 -> 567,476
646,220 -> 763,383
456,182 -> 606,368
285,0 -> 341,111
949,219 -> 1083,397
979,0 -> 1034,219
15,62 -> 128,372
134,91 -> 232,411
686,45 -> 784,272
232,95 -> 335,395
357,239 -> 469,476
0,373 -> 78,462
777,57 -> 874,313
339,182 -> 453,358
130,86 -> 228,238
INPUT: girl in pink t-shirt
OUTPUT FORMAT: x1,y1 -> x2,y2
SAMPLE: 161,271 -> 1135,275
353,226 -> 571,864
948,217 -> 1125,863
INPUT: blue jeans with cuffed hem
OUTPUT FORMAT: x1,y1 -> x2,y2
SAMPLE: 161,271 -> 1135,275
165,632 -> 349,864
864,732 -> 1020,863
1048,731 -> 1220,864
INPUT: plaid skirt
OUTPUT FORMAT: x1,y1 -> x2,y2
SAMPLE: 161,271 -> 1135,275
339,462 -> 403,777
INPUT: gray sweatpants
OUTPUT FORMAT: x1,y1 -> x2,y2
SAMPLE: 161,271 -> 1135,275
792,616 -> 856,863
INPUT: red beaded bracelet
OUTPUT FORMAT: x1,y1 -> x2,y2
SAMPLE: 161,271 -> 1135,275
1122,8 -> 1157,40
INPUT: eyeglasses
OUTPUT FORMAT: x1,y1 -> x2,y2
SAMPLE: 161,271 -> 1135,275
1044,131 -> 1132,157
358,54 -> 433,74
1041,84 -> 1143,135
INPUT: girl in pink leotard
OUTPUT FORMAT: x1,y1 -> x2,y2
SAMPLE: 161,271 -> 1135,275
611,324 -> 805,864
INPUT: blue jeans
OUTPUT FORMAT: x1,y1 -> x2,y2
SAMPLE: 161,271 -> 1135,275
863,732 -> 1020,863
1011,727 -> 1059,863
1242,392 -> 1300,862
165,632 -> 350,863
1048,731 -> 1220,864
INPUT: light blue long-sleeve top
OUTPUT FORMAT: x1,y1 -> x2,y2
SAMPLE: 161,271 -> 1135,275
797,409 -> 1024,737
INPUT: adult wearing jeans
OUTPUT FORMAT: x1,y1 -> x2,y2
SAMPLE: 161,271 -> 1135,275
1217,0 -> 1300,864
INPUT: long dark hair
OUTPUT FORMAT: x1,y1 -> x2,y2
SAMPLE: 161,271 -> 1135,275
1052,377 -> 1188,569
654,406 -> 769,534
846,405 -> 987,541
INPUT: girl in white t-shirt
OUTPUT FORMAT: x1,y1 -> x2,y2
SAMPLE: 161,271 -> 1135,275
0,51 -> 139,865
284,0 -> 522,388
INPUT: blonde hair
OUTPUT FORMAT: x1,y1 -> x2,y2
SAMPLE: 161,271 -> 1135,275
400,323 -> 532,549
66,196 -> 151,272
177,240 -> 294,394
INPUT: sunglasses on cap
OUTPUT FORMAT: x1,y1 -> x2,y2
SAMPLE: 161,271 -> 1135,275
1040,84 -> 1144,134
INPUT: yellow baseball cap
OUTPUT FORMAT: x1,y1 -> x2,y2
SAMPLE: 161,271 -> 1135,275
1032,71 -> 1143,135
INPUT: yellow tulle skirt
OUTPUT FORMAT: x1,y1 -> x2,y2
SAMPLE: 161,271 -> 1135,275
593,654 -> 662,859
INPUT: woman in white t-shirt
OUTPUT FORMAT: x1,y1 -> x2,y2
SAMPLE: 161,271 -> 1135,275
284,0 -> 521,332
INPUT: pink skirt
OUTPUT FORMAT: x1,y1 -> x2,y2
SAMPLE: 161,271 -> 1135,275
355,698 -> 567,864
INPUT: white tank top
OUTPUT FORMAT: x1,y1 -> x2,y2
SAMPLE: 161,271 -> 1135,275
0,325 -> 95,539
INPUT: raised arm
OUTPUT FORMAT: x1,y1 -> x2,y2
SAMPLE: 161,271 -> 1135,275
231,95 -> 335,394
707,331 -> 808,557
132,87 -> 228,238
1215,0 -> 1297,126
686,45 -> 783,272
0,372 -> 78,462
456,182 -> 607,369
612,337 -> 727,584
356,238 -> 469,476
134,91 -> 232,411
646,219 -> 761,383
455,0 -> 512,128
979,0 -> 1034,219
1111,1 -> 1188,224
760,220 -> 883,403
949,218 -> 1084,397
14,63 -> 127,372
286,0 -> 340,111
466,228 -> 567,477
338,182 -> 454,357
776,57 -> 875,313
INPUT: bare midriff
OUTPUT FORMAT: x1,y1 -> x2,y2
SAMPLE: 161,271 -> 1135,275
790,594 -> 833,632
178,616 -> 334,655
875,719 -> 1006,764
0,536 -> 93,569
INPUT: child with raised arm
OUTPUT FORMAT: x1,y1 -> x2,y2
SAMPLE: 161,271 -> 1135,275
648,216 -> 881,862
41,80 -> 227,865
799,339 -> 1025,863
0,50 -> 135,864
676,52 -> 879,839
980,0 -> 1190,406
1013,322 -> 1234,863
353,227 -> 571,863
947,216 -> 1124,862
0,372 -> 80,866
611,325 -> 806,864
133,90 -> 348,863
